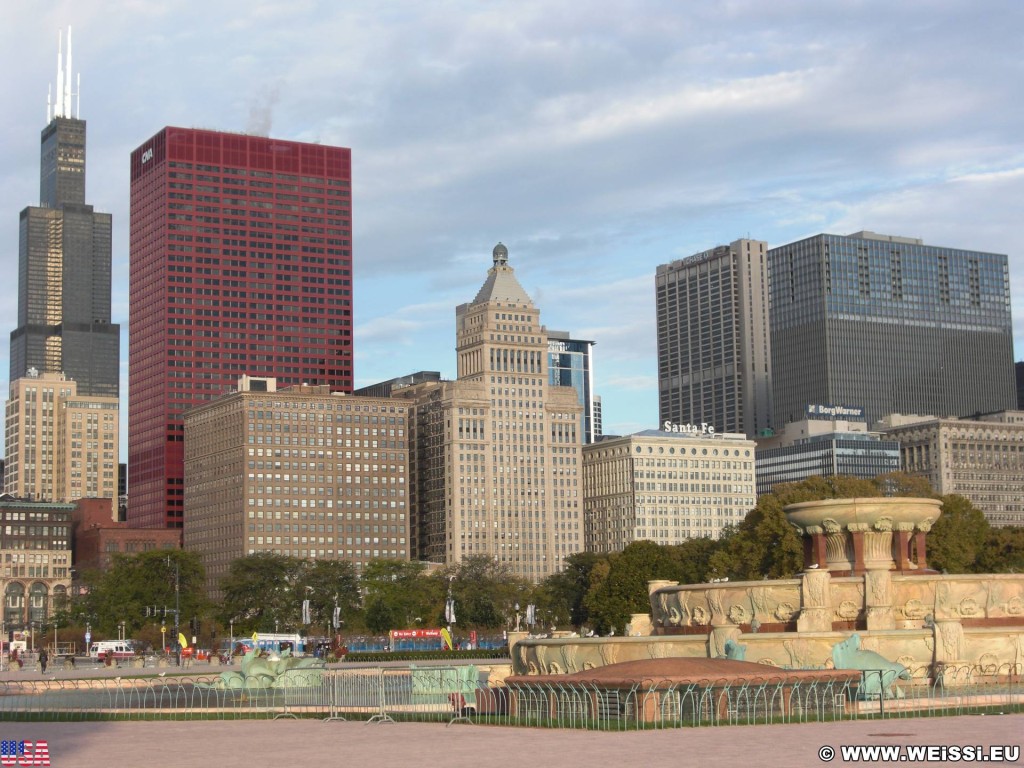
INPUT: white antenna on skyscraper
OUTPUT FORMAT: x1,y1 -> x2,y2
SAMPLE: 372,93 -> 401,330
55,29 -> 64,118
51,26 -> 75,120
64,27 -> 73,117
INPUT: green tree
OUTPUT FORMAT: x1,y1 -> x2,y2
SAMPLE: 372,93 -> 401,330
584,541 -> 682,634
536,552 -> 609,631
872,472 -> 937,498
670,534 -> 725,585
976,526 -> 1024,573
361,559 -> 442,631
928,494 -> 992,573
83,550 -> 207,639
708,494 -> 803,581
296,559 -> 360,634
447,555 -> 531,629
218,553 -> 305,632
364,596 -> 397,634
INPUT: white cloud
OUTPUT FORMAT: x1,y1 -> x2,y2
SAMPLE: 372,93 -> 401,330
2,0 -> 1023,463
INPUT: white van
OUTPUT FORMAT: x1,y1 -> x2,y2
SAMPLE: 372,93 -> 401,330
89,641 -> 134,662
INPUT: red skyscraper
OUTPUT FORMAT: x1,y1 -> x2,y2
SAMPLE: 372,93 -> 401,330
129,128 -> 353,528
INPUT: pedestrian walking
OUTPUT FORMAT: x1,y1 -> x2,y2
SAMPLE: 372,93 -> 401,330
39,648 -> 48,673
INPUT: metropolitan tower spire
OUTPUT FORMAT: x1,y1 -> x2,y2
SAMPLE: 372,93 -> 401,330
10,27 -> 121,399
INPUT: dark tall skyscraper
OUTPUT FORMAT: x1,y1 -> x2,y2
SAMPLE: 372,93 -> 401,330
128,127 -> 353,529
10,29 -> 120,398
656,238 -> 773,437
769,231 -> 1015,426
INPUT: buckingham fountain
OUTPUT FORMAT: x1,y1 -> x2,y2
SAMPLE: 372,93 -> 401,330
511,497 -> 1024,688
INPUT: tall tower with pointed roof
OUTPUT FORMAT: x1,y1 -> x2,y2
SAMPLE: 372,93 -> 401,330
10,28 -> 120,399
396,244 -> 583,581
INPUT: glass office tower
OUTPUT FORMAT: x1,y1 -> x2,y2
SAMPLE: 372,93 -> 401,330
547,331 -> 599,444
769,231 -> 1015,426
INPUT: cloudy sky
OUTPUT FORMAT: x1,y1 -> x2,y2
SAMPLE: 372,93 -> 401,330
1,1 -> 1022,459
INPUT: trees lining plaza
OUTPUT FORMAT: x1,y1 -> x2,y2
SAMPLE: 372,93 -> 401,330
67,474 -> 1024,643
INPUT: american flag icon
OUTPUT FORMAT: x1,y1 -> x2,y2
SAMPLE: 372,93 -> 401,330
0,740 -> 50,766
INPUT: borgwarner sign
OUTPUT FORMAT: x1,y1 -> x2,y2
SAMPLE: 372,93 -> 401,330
806,404 -> 865,419
662,421 -> 715,435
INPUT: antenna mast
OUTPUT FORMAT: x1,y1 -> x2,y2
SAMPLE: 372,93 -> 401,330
64,27 -> 73,118
51,26 -> 76,120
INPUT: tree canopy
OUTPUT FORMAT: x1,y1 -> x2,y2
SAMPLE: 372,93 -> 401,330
81,549 -> 207,638
218,553 -> 358,634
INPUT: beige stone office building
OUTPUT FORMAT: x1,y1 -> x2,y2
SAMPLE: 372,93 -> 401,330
583,428 -> 757,553
0,496 -> 73,633
4,370 -> 119,503
183,377 -> 409,597
878,411 -> 1024,527
393,244 -> 583,581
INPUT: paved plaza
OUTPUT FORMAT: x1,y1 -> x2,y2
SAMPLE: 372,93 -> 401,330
0,714 -> 1018,768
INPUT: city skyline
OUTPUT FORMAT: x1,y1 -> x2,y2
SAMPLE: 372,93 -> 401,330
2,4 -> 1023,463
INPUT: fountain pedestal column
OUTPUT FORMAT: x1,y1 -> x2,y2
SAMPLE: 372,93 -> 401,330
797,568 -> 833,632
864,569 -> 895,630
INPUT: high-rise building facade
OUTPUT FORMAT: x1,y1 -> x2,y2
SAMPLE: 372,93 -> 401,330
754,407 -> 900,496
10,30 -> 120,398
129,128 -> 353,529
582,428 -> 756,553
184,377 -> 408,598
4,370 -> 119,502
769,231 -> 1015,427
395,244 -> 583,581
878,411 -> 1024,527
0,497 -> 73,632
656,239 -> 772,438
547,331 -> 599,444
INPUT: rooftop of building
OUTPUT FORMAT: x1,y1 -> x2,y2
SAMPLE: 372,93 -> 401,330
471,242 -> 534,307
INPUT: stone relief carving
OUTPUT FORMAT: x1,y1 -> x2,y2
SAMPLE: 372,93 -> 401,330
838,600 -> 860,620
727,604 -> 749,624
709,626 -> 741,659
821,518 -> 842,534
935,582 -> 955,620
958,597 -> 979,617
937,622 -> 964,660
984,579 -> 1024,617
560,644 -> 579,673
805,572 -> 827,606
774,603 -> 796,622
784,639 -> 811,668
903,598 -> 926,619
867,571 -> 891,604
598,642 -> 619,667
874,516 -> 894,532
647,642 -> 670,660
656,592 -> 671,626
705,589 -> 726,623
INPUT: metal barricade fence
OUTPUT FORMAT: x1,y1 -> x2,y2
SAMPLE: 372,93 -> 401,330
0,664 -> 1020,726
